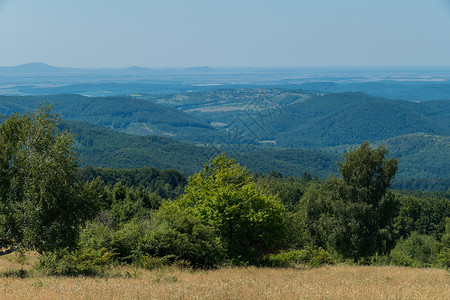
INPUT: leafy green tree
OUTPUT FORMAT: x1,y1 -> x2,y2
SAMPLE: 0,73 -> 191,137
437,218 -> 450,268
299,142 -> 399,261
255,172 -> 309,211
176,154 -> 286,263
393,194 -> 449,240
0,106 -> 92,255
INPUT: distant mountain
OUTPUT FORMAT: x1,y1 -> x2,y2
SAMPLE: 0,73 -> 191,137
0,62 -> 77,73
123,66 -> 155,73
298,81 -> 450,101
0,63 -> 215,76
260,92 -> 450,147
183,66 -> 215,73
16,83 -> 200,96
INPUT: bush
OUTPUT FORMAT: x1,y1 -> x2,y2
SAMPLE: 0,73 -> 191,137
264,246 -> 334,268
390,232 -> 440,267
77,204 -> 226,269
137,204 -> 226,268
37,247 -> 115,276
132,254 -> 177,270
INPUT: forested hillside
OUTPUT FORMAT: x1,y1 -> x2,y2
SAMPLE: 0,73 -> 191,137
1,92 -> 449,188
60,120 -> 217,174
259,92 -> 450,147
324,133 -> 450,179
0,94 -> 220,143
62,120 -> 339,177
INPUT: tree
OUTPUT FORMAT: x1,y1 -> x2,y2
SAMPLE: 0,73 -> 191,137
338,142 -> 398,206
176,154 -> 286,263
0,106 -> 92,255
299,142 -> 399,261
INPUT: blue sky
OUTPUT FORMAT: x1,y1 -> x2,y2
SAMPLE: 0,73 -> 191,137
1,0 -> 450,68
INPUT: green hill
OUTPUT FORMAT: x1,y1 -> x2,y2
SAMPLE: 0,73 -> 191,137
61,120 -> 339,178
261,92 -> 450,147
377,133 -> 450,180
0,94 -> 220,143
323,133 -> 450,190
236,148 -> 338,178
61,120 -> 218,174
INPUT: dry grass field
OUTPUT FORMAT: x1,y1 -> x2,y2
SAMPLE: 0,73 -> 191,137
0,255 -> 449,300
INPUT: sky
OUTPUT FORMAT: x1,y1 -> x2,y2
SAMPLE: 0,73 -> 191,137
0,0 -> 450,68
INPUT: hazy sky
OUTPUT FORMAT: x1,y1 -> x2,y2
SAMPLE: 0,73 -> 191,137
1,0 -> 450,68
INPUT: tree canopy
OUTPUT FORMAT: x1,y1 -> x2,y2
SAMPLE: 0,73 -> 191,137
176,154 -> 286,262
299,142 -> 399,261
0,106 -> 92,255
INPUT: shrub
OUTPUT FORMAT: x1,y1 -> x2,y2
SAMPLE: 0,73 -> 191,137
37,247 -> 115,276
132,254 -> 177,270
137,204 -> 226,268
264,246 -> 333,268
390,232 -> 440,267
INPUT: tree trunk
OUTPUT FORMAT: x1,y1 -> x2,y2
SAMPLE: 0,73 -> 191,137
0,245 -> 18,256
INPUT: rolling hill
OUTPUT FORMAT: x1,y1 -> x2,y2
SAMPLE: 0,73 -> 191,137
1,91 -> 449,189
65,121 -> 450,186
259,92 -> 450,147
61,120 -> 339,177
60,120 -> 217,174
0,94 -> 221,143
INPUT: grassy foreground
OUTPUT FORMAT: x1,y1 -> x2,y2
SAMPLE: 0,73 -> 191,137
1,255 -> 449,299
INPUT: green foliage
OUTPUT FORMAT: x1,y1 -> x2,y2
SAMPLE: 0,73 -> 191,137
390,232 -> 441,268
377,133 -> 450,181
132,254 -> 181,270
78,207 -> 226,269
393,194 -> 449,240
338,142 -> 398,206
392,178 -> 450,192
0,106 -> 92,254
139,204 -> 226,268
80,166 -> 187,199
110,183 -> 148,225
437,218 -> 450,268
64,120 -> 218,174
237,149 -> 339,180
264,246 -> 333,268
262,92 -> 450,148
255,172 -> 313,210
297,142 -> 399,261
37,247 -> 115,276
177,154 -> 286,263
0,94 -> 219,143
1,92 -> 449,185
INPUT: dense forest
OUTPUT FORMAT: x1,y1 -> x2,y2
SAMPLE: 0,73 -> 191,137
0,94 -> 220,143
0,91 -> 448,190
0,107 -> 448,276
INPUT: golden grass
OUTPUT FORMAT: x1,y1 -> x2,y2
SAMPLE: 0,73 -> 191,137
1,255 -> 449,299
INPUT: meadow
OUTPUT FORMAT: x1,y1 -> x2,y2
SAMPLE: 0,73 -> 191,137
1,255 -> 448,300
